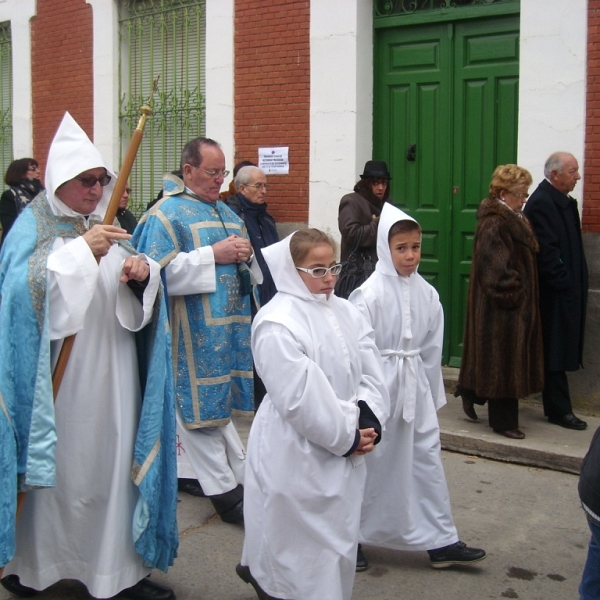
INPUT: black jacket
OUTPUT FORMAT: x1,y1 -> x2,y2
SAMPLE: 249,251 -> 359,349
523,179 -> 588,371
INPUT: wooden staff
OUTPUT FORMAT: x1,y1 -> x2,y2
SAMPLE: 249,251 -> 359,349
53,81 -> 158,395
0,81 -> 159,580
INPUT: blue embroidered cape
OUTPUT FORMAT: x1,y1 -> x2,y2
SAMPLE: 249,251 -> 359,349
0,195 -> 178,570
132,178 -> 254,427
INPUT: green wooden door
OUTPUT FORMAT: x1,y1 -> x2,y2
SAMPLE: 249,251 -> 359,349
374,15 -> 519,366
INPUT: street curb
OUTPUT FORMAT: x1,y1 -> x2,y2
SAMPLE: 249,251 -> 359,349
440,431 -> 582,475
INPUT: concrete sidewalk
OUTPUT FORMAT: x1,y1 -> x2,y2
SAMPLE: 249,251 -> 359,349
439,392 -> 598,474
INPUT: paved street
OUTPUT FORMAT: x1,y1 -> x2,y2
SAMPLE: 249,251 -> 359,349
1,444 -> 589,600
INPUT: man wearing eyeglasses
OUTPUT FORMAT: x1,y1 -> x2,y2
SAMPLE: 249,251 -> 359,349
226,165 -> 279,410
0,113 -> 177,600
133,137 -> 262,526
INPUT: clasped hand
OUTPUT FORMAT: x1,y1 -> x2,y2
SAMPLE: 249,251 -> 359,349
354,428 -> 378,456
212,234 -> 253,265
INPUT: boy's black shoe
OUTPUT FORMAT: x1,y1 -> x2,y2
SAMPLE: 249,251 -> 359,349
428,541 -> 486,569
356,543 -> 369,571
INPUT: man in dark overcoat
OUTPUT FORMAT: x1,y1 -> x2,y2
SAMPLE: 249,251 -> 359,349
523,151 -> 588,430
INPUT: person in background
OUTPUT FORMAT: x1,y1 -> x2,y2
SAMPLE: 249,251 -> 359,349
219,160 -> 256,203
523,152 -> 588,431
350,202 -> 486,572
226,165 -> 278,409
116,183 -> 138,234
455,164 -> 544,439
336,160 -> 391,299
0,158 -> 44,247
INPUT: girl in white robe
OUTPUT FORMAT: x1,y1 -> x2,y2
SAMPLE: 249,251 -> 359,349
238,229 -> 389,600
349,202 -> 486,569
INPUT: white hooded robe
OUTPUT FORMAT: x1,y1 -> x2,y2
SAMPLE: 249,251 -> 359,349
350,202 -> 459,552
240,233 -> 389,600
4,113 -> 163,597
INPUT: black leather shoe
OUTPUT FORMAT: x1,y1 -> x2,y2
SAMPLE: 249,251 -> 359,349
236,564 -> 283,600
428,541 -> 487,569
120,578 -> 175,600
177,478 -> 205,497
0,575 -> 39,597
548,413 -> 587,431
356,543 -> 369,571
220,500 -> 244,524
493,428 -> 525,440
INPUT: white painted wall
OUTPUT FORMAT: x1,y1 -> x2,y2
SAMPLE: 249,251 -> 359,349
518,0 -> 587,197
206,0 -> 235,182
87,0 -> 120,170
0,0 -> 36,158
309,0 -> 373,240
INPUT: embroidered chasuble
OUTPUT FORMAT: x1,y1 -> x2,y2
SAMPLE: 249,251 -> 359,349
133,179 -> 254,427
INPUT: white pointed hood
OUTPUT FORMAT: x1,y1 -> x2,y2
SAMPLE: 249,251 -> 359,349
45,112 -> 116,219
376,202 -> 419,277
262,232 -> 328,301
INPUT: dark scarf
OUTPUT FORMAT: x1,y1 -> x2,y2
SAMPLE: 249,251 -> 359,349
11,179 -> 43,213
353,180 -> 388,215
234,193 -> 279,308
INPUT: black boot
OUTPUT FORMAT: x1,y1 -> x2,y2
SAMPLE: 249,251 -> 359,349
209,484 -> 244,524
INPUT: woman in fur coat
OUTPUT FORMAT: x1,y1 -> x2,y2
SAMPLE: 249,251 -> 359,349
455,164 -> 544,439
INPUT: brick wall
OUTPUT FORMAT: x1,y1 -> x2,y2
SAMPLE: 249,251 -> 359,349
584,0 -> 600,232
234,0 -> 310,223
32,0 -> 94,173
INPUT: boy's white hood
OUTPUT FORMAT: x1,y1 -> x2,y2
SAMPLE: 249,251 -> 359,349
45,112 -> 116,219
376,202 -> 418,277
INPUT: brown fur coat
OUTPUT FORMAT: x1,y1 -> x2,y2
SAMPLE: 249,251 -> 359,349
458,198 -> 544,399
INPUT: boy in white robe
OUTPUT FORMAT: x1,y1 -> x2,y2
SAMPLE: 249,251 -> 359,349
350,202 -> 486,570
237,229 -> 389,600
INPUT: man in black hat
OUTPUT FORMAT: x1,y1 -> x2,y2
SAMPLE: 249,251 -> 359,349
336,160 -> 391,298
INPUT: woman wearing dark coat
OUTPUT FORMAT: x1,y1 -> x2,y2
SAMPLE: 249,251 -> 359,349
455,164 -> 544,439
0,158 -> 43,247
335,160 -> 391,298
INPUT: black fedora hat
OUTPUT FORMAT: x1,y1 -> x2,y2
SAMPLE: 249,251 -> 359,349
360,160 -> 391,180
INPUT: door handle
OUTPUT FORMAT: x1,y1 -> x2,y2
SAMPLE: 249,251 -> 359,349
407,144 -> 416,161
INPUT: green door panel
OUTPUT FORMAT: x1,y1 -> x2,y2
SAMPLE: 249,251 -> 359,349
450,17 -> 520,366
375,22 -> 452,296
374,13 -> 519,365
